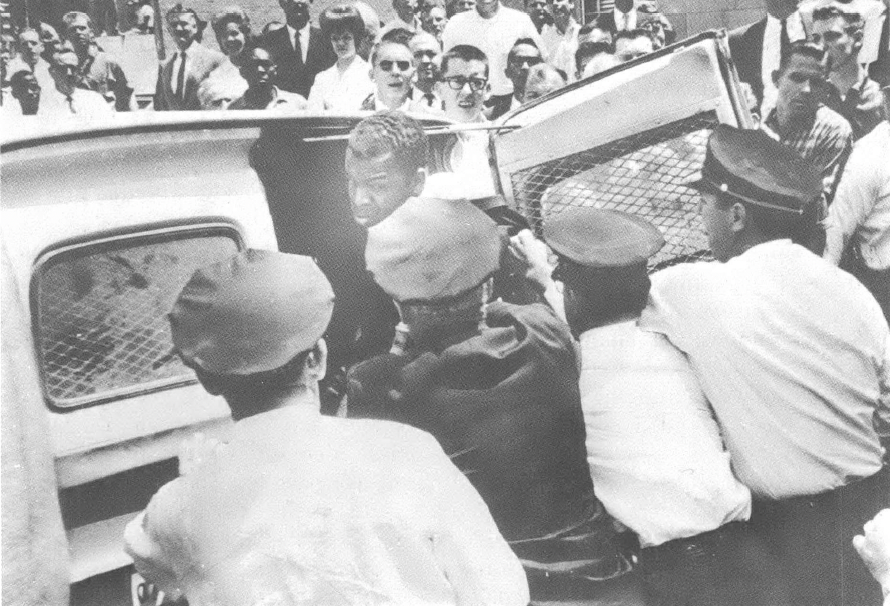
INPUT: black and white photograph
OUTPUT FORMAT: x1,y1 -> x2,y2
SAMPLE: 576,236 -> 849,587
1,0 -> 889,604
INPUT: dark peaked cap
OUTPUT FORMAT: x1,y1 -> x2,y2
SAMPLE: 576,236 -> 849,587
685,124 -> 822,214
169,249 -> 335,376
544,208 -> 665,267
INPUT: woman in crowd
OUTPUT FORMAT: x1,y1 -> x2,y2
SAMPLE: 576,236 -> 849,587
198,6 -> 252,109
307,4 -> 373,112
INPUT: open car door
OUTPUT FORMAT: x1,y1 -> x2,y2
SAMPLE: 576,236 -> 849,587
491,31 -> 754,270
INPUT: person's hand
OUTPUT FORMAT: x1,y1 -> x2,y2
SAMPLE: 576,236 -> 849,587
508,229 -> 553,292
853,509 -> 890,597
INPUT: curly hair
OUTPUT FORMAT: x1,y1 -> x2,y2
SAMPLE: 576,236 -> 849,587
212,6 -> 252,41
320,5 -> 365,42
347,111 -> 430,176
62,11 -> 93,31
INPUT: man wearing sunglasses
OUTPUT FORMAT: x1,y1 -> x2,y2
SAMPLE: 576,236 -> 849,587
503,38 -> 542,114
361,39 -> 416,110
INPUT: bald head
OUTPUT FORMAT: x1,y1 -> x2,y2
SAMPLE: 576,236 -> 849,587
521,63 -> 565,103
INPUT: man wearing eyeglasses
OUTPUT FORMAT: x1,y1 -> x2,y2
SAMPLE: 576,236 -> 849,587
38,49 -> 112,118
361,39 -> 416,110
436,44 -> 497,197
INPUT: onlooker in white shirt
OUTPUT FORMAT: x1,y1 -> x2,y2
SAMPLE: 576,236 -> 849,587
541,0 -> 579,80
824,105 -> 890,320
309,5 -> 374,111
441,0 -> 543,116
39,49 -> 113,119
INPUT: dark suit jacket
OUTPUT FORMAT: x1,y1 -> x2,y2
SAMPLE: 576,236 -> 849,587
154,43 -> 225,111
728,17 -> 792,109
262,25 -> 336,98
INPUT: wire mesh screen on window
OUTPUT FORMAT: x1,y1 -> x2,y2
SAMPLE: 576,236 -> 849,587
35,233 -> 240,408
508,112 -> 717,271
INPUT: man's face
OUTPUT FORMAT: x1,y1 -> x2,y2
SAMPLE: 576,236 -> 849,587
278,0 -> 311,30
578,26 -> 611,46
167,12 -> 198,50
372,42 -> 415,101
345,149 -> 421,227
615,34 -> 652,61
422,7 -> 447,37
65,16 -> 93,50
549,0 -> 573,19
811,16 -> 860,69
775,53 -> 824,124
455,0 -> 475,12
698,191 -> 735,262
50,52 -> 79,93
438,57 -> 488,122
764,0 -> 798,20
505,43 -> 542,93
39,25 -> 61,54
410,35 -> 440,85
393,0 -> 419,20
241,48 -> 277,88
17,31 -> 44,64
526,0 -> 548,28
476,0 -> 499,19
11,72 -> 41,110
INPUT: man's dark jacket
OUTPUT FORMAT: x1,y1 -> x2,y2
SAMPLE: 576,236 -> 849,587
262,25 -> 336,98
346,301 -> 631,598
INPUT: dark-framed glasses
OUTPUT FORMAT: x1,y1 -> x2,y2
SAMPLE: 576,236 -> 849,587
443,75 -> 487,91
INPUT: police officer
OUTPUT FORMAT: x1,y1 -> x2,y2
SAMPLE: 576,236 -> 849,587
124,250 -> 529,606
347,197 -> 644,604
544,207 -> 789,606
639,125 -> 890,606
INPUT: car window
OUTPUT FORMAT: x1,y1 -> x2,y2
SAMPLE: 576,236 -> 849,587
34,229 -> 240,410
508,113 -> 716,270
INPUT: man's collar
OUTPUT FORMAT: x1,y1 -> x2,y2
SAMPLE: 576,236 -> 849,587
177,40 -> 198,55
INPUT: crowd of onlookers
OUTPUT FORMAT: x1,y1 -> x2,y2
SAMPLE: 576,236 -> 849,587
0,0 -> 680,119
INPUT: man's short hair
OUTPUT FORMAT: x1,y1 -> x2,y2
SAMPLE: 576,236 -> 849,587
380,26 -> 414,44
320,4 -> 366,40
440,44 -> 488,77
525,63 -> 566,89
812,5 -> 864,31
166,3 -> 200,23
507,37 -> 540,63
50,48 -> 78,66
369,38 -> 413,66
714,189 -> 820,249
777,41 -> 826,73
62,11 -> 93,30
575,40 -> 611,72
17,27 -> 40,42
212,6 -> 251,40
348,111 -> 430,176
190,348 -> 314,397
9,68 -> 38,93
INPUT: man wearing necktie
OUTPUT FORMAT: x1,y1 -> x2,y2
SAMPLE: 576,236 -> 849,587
154,4 -> 224,110
263,0 -> 336,98
729,0 -> 806,118
38,48 -> 112,118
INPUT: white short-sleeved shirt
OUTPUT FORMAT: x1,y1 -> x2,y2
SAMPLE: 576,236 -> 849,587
824,121 -> 890,270
579,321 -> 752,547
541,19 -> 580,82
640,240 -> 890,500
442,5 -> 544,96
124,404 -> 529,606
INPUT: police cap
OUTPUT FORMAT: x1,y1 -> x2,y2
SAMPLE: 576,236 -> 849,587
169,249 -> 335,376
686,124 -> 822,214
366,196 -> 502,301
543,207 -> 664,267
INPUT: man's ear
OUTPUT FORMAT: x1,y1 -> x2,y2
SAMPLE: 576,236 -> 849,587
730,201 -> 747,233
304,338 -> 328,382
410,167 -> 427,196
483,80 -> 492,102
